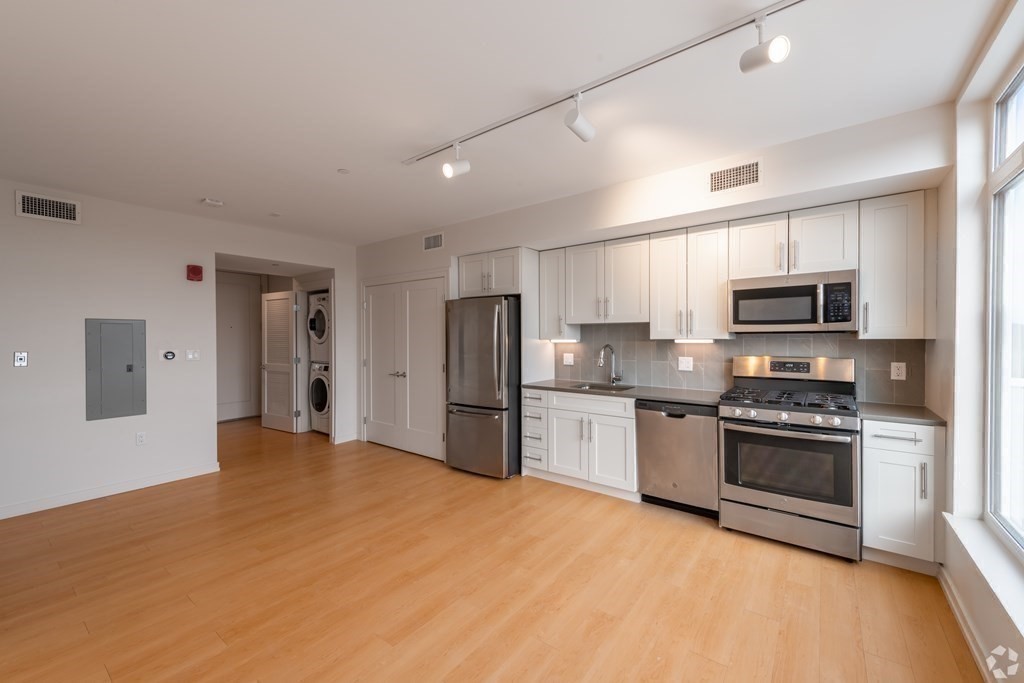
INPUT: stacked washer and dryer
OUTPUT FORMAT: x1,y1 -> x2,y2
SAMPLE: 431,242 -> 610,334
307,293 -> 331,435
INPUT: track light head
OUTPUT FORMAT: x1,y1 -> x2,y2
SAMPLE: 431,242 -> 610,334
442,143 -> 471,178
739,17 -> 790,73
564,93 -> 596,142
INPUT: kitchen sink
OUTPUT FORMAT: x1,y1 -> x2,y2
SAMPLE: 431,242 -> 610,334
572,382 -> 635,392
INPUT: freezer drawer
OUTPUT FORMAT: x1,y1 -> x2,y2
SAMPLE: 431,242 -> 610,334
446,405 -> 513,478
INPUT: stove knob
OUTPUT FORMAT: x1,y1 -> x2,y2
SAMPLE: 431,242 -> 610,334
777,412 -> 790,422
828,416 -> 842,427
809,415 -> 823,425
747,409 -> 758,419
732,408 -> 743,418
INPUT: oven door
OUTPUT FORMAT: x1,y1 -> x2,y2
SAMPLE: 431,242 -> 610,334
719,420 -> 860,526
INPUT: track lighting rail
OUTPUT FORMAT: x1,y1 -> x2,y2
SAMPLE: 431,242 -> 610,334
402,0 -> 807,166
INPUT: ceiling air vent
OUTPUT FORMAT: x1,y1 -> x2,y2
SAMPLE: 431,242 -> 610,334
423,233 -> 444,251
709,161 -> 760,193
15,191 -> 81,224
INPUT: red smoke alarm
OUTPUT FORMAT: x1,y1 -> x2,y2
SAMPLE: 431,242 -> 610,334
186,264 -> 203,281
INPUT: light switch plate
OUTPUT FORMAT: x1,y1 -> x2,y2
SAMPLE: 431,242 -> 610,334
562,353 -> 574,366
13,351 -> 28,367
679,356 -> 694,372
186,349 -> 200,361
891,362 -> 907,380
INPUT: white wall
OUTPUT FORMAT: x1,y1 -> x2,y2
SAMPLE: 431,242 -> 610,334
0,177 -> 357,518
357,104 -> 954,281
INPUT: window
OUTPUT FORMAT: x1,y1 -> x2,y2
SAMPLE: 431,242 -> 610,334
990,68 -> 1024,554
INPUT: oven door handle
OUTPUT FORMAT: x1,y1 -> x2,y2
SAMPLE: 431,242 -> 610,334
723,422 -> 853,444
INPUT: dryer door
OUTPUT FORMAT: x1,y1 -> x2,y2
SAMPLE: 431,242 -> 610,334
308,305 -> 329,345
310,375 -> 330,415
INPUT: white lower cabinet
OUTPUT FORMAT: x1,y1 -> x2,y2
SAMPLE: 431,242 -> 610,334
546,392 -> 637,492
862,420 -> 944,562
521,391 -> 549,471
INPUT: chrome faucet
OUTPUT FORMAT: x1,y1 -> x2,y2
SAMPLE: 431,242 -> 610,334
597,343 -> 622,384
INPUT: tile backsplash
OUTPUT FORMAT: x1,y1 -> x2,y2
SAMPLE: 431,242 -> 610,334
552,323 -> 926,405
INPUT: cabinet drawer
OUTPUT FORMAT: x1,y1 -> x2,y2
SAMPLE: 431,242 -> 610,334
862,420 -> 936,456
521,389 -> 549,407
549,391 -> 634,418
522,446 -> 548,471
522,426 -> 548,449
521,406 -> 549,430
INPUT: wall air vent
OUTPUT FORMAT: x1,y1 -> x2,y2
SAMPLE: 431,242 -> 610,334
423,233 -> 444,251
709,161 -> 760,193
15,191 -> 81,224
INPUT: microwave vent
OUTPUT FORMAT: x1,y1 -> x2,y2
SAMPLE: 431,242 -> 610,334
709,161 -> 760,193
15,191 -> 81,224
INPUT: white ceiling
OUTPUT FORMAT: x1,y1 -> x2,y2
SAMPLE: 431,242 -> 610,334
0,0 -> 1003,246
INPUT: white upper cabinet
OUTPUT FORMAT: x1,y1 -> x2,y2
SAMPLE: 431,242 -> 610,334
649,229 -> 687,339
565,236 -> 648,324
649,223 -> 730,340
539,249 -> 581,341
729,213 -> 789,279
458,248 -> 522,298
565,242 -> 605,324
787,202 -> 859,274
687,223 -> 731,339
730,205 -> 859,279
604,236 -> 650,323
859,191 -> 925,339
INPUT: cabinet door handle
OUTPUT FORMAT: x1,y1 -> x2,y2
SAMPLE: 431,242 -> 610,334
604,298 -> 610,319
481,272 -> 487,291
779,242 -> 786,272
558,314 -> 564,335
579,417 -> 585,441
588,419 -> 593,443
597,298 -> 602,318
792,240 -> 799,271
688,309 -> 694,336
678,309 -> 684,336
863,302 -> 869,334
488,272 -> 493,290
871,433 -> 922,443
920,462 -> 928,499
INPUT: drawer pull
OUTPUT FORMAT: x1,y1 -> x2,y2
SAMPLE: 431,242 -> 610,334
524,394 -> 543,401
524,413 -> 542,420
871,434 -> 923,444
524,434 -> 543,441
524,454 -> 543,462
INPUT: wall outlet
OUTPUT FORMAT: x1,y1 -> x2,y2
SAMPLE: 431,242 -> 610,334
135,431 -> 146,446
891,362 -> 907,381
562,353 -> 574,366
678,356 -> 694,372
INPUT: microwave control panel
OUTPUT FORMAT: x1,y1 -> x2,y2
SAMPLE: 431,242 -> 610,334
824,283 -> 853,323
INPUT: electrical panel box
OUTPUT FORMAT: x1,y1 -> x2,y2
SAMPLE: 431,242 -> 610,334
85,319 -> 147,421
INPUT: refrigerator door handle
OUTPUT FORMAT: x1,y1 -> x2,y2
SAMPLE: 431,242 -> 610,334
493,304 -> 502,401
499,299 -> 508,403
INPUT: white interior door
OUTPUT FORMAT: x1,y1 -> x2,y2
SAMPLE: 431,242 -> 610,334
261,291 -> 299,432
216,271 -> 262,421
399,277 -> 446,459
365,282 -> 401,448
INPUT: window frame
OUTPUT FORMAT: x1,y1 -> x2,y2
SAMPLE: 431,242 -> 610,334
987,64 -> 1024,565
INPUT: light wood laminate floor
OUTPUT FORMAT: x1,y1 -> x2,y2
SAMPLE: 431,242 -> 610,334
0,418 -> 980,682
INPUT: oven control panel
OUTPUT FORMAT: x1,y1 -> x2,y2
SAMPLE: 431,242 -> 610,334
718,405 -> 859,432
769,360 -> 810,373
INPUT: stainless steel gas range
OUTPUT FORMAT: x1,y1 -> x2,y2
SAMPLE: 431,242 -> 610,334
718,356 -> 861,560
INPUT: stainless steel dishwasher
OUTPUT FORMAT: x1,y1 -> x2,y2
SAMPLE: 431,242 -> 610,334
636,400 -> 719,516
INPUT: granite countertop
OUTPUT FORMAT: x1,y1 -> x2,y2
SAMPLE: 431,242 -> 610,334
523,380 -> 947,425
858,402 -> 946,426
522,379 -> 721,407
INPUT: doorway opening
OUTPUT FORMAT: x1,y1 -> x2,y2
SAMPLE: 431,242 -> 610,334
214,253 -> 335,447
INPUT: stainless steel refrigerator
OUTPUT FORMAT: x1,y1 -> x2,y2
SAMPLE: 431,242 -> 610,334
445,296 -> 520,478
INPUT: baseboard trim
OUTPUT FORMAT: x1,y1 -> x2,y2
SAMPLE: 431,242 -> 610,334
862,547 -> 940,576
0,463 -> 221,521
522,467 -> 641,503
938,566 -> 995,683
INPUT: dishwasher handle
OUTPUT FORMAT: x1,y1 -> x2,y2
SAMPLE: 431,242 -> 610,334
635,400 -> 717,418
660,411 -> 688,419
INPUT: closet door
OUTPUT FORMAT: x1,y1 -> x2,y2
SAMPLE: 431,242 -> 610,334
365,283 -> 402,449
261,291 -> 301,433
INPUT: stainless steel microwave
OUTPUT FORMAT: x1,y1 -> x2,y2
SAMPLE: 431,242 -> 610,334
728,269 -> 857,333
